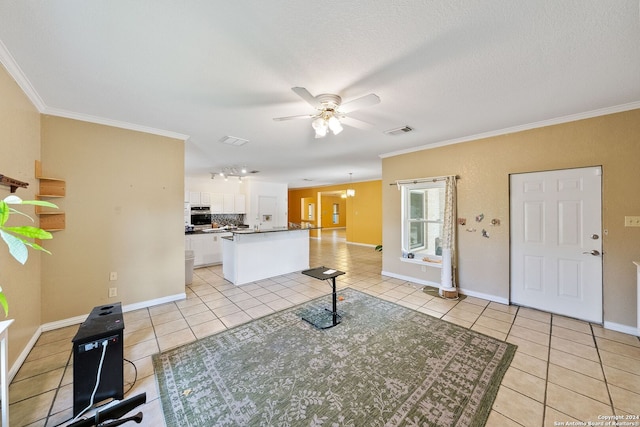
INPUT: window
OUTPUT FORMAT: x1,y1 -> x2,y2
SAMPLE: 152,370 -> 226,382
402,182 -> 445,257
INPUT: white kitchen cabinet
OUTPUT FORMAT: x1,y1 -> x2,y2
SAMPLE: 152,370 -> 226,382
223,193 -> 235,213
200,192 -> 211,206
234,194 -> 246,213
189,192 -> 201,206
185,232 -> 231,267
189,191 -> 211,206
211,193 -> 224,213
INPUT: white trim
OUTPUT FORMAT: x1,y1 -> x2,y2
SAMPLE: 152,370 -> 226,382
12,292 -> 186,381
381,270 -> 441,288
345,241 -> 376,249
0,40 -> 190,142
122,293 -> 186,312
399,257 -> 443,269
44,107 -> 190,141
457,288 -> 510,305
0,39 -> 46,111
379,102 -> 640,159
603,321 -> 640,337
8,327 -> 41,383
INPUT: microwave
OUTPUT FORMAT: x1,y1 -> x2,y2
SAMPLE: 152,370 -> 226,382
190,206 -> 211,226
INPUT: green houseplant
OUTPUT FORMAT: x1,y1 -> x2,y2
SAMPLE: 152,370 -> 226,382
0,195 -> 56,316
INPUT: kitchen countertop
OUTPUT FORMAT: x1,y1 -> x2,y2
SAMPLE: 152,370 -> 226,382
185,228 -> 238,235
187,226 -> 321,236
229,226 -> 321,234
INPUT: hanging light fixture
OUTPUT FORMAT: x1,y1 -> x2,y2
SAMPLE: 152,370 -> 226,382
312,117 -> 328,138
312,110 -> 343,138
347,173 -> 355,197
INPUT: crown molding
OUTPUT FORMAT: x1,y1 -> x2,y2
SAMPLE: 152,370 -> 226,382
0,39 -> 46,111
44,107 -> 190,141
1,39 -> 190,142
379,101 -> 640,159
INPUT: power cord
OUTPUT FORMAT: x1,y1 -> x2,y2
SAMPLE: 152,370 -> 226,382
123,358 -> 137,395
70,340 -> 109,422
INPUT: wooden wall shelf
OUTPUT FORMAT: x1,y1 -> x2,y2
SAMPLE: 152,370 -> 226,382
35,160 -> 66,231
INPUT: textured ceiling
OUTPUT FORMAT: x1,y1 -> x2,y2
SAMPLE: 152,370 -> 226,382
1,1 -> 639,187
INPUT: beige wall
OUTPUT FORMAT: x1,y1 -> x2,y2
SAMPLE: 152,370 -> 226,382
382,109 -> 640,328
40,117 -> 186,322
0,65 -> 42,364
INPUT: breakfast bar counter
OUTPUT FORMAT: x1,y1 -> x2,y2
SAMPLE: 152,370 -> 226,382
222,227 -> 315,286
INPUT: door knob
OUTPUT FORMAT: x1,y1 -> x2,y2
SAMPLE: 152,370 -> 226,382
582,250 -> 600,256
591,234 -> 599,240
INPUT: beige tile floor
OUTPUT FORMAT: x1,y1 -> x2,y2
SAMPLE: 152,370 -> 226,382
9,232 -> 640,426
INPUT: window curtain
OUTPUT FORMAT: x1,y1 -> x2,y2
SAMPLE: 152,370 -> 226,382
440,175 -> 457,294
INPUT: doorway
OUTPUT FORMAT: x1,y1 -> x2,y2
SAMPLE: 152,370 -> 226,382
510,167 -> 603,323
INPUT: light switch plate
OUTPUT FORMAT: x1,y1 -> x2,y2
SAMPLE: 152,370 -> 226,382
624,216 -> 640,227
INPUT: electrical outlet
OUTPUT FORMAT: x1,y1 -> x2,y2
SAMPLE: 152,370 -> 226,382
109,287 -> 117,297
624,216 -> 640,227
109,272 -> 118,281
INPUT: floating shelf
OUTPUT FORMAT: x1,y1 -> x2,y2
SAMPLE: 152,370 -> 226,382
0,175 -> 28,193
35,160 -> 66,232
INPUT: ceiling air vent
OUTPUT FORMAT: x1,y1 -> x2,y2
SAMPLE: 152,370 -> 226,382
383,126 -> 413,136
219,135 -> 249,146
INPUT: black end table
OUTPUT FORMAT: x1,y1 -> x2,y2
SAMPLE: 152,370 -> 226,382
301,266 -> 345,329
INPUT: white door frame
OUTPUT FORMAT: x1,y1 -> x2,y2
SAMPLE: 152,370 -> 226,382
510,166 -> 603,323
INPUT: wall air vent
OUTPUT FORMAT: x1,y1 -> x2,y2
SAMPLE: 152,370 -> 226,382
383,126 -> 413,136
219,135 -> 249,146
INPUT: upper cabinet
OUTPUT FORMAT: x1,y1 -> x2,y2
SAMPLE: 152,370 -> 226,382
34,160 -> 66,231
190,191 -> 246,214
189,191 -> 211,206
211,193 -> 224,213
222,194 -> 235,214
234,194 -> 246,214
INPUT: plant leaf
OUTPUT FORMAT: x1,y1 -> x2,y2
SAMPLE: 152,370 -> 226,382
0,229 -> 28,264
0,201 -> 9,227
0,292 -> 7,317
3,195 -> 22,204
3,226 -> 53,240
24,240 -> 52,255
6,208 -> 35,222
20,200 -> 59,208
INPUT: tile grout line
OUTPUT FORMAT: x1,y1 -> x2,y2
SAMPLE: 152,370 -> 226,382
590,322 -> 617,415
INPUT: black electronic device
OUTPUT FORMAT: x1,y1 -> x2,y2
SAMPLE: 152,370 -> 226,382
72,303 -> 125,417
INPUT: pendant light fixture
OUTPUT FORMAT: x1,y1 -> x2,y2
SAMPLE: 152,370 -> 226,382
346,173 -> 355,197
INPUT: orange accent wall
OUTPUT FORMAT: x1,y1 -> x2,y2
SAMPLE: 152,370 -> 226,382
288,180 -> 382,246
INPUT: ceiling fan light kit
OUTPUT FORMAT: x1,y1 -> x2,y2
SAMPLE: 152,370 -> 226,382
274,87 -> 380,138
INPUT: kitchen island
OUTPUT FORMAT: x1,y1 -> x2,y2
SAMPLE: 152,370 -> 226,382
222,227 -> 314,286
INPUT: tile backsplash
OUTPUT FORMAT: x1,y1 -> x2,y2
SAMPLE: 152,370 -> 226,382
211,214 -> 245,227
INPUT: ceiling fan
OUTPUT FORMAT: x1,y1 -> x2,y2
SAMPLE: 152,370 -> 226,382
273,87 -> 380,138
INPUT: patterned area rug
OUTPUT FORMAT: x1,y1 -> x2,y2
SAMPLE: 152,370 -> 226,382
153,288 -> 516,427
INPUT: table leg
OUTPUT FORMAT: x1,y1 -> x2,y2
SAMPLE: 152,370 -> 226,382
331,277 -> 337,326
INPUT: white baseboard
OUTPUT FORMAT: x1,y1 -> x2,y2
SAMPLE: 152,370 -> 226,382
381,270 -> 441,288
603,321 -> 640,337
347,241 -> 376,248
381,271 -> 512,305
457,288 -> 510,305
11,293 -> 187,381
8,328 -> 42,382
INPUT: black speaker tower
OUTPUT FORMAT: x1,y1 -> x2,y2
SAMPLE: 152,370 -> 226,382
71,303 -> 125,416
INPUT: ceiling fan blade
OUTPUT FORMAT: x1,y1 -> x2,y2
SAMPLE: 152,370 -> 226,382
273,113 -> 317,121
339,116 -> 375,130
291,87 -> 321,109
339,93 -> 380,113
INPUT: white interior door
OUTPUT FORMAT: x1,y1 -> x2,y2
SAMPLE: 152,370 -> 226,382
510,167 -> 603,323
